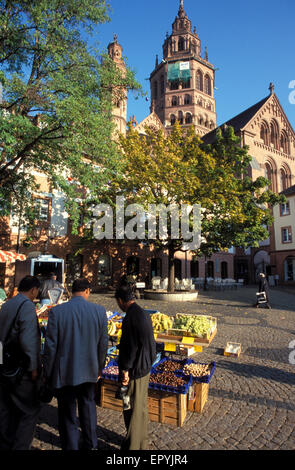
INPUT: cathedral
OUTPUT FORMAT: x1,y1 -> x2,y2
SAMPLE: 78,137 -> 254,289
108,0 -> 295,285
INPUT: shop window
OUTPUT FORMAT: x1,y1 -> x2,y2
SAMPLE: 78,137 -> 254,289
174,259 -> 182,280
151,258 -> 162,278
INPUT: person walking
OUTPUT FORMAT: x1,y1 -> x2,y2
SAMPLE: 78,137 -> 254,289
0,275 -> 41,450
256,272 -> 271,309
115,278 -> 156,451
43,278 -> 108,450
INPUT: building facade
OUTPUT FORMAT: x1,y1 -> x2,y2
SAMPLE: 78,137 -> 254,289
1,0 -> 295,290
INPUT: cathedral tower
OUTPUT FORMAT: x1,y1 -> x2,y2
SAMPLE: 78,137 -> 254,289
107,34 -> 127,136
149,0 -> 217,136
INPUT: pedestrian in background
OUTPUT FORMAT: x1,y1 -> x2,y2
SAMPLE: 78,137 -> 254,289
256,272 -> 271,309
43,278 -> 108,450
115,278 -> 156,451
0,275 -> 41,450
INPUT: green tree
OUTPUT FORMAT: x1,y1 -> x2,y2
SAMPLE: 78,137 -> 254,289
117,122 -> 284,292
0,0 -> 141,233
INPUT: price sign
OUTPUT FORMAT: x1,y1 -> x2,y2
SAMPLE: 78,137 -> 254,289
194,345 -> 203,352
164,343 -> 177,352
181,337 -> 195,345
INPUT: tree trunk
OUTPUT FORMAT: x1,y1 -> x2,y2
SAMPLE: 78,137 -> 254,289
168,244 -> 175,293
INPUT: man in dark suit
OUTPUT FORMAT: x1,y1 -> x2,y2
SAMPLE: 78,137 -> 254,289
43,278 -> 108,450
0,275 -> 41,450
115,279 -> 156,450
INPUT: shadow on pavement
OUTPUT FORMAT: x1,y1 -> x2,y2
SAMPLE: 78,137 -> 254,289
217,359 -> 295,385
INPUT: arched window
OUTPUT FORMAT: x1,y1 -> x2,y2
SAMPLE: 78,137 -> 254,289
221,262 -> 228,279
190,259 -> 199,278
151,258 -> 162,278
264,162 -> 276,191
172,95 -> 179,106
196,70 -> 203,91
178,111 -> 183,124
209,121 -> 214,129
199,116 -> 204,126
204,75 -> 211,95
174,259 -> 182,280
270,120 -> 279,149
207,261 -> 214,278
184,94 -> 191,105
280,130 -> 289,155
185,113 -> 192,124
170,114 -> 176,126
260,121 -> 269,145
178,36 -> 185,51
279,169 -> 287,192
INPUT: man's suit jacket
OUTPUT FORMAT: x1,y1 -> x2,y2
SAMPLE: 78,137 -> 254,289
0,293 -> 41,372
43,296 -> 108,389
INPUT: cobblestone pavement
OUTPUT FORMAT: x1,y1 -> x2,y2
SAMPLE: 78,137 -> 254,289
32,286 -> 295,451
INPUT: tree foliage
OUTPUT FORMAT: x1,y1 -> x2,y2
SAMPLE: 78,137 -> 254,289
0,0 -> 141,232
117,122 -> 284,291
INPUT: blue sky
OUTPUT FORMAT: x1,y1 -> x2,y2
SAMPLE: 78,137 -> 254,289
95,0 -> 295,129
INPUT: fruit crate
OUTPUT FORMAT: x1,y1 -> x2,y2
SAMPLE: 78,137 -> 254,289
148,388 -> 187,427
98,379 -> 187,428
224,342 -> 241,357
187,382 -> 209,414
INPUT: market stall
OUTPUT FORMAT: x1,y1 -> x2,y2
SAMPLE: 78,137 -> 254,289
100,311 -> 217,427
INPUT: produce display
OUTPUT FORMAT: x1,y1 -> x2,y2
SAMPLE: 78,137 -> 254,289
151,313 -> 174,332
154,359 -> 184,373
182,362 -> 211,378
107,320 -> 122,340
173,314 -> 216,339
102,364 -> 119,376
149,371 -> 187,388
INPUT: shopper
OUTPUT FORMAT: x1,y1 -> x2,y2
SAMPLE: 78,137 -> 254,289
115,278 -> 156,451
0,275 -> 41,450
39,272 -> 64,306
43,278 -> 108,450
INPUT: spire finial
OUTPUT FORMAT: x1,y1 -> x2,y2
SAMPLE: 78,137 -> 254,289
114,33 -> 117,43
269,82 -> 274,95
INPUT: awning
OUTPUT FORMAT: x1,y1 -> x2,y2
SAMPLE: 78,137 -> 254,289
0,250 -> 27,263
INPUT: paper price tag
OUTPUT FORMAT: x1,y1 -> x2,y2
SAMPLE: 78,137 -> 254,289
194,345 -> 203,352
181,336 -> 195,345
154,333 -> 158,340
164,343 -> 177,352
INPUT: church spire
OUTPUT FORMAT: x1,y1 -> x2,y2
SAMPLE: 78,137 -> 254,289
178,0 -> 186,18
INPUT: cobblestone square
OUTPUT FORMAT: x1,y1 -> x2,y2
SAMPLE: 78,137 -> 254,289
32,286 -> 295,451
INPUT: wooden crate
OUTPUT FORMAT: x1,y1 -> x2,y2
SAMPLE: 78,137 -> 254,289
99,379 -> 187,427
99,379 -> 122,412
148,389 -> 187,428
224,342 -> 241,357
187,382 -> 209,413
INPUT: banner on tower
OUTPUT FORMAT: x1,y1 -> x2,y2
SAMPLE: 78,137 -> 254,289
168,61 -> 191,82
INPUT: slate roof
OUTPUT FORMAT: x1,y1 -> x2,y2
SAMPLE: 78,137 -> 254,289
281,184 -> 295,197
202,95 -> 270,144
